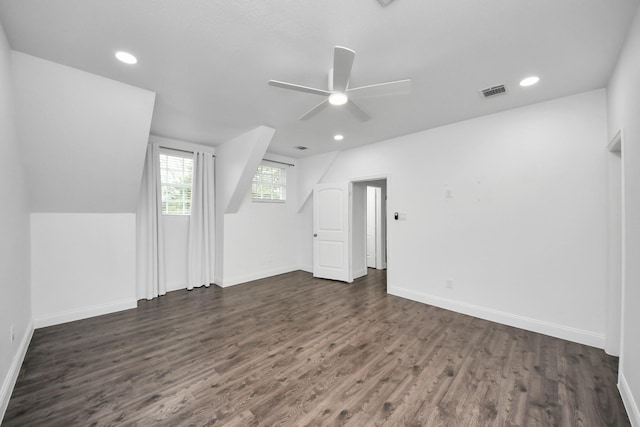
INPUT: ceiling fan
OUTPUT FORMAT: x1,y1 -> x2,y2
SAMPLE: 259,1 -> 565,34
268,46 -> 411,122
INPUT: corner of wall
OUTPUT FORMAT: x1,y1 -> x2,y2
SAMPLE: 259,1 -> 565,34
0,320 -> 33,423
619,373 -> 640,427
296,150 -> 340,212
215,126 -> 275,215
32,299 -> 137,329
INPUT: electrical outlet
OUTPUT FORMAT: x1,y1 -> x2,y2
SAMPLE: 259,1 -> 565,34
446,279 -> 454,289
10,324 -> 15,343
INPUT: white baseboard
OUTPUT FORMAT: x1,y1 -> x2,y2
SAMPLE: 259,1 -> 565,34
219,265 -> 301,288
33,298 -> 137,329
0,320 -> 33,423
620,372 -> 640,426
353,268 -> 367,280
388,285 -> 605,349
298,264 -> 313,273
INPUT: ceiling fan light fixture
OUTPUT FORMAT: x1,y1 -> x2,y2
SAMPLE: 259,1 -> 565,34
268,46 -> 410,121
328,92 -> 348,106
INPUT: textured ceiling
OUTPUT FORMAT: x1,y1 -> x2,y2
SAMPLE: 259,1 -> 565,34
0,0 -> 638,158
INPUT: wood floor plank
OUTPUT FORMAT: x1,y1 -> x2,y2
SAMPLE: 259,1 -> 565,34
3,269 -> 630,426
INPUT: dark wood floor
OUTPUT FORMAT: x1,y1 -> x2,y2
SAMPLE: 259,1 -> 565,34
4,270 -> 630,426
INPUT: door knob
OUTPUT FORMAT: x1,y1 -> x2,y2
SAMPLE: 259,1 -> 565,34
313,233 -> 318,237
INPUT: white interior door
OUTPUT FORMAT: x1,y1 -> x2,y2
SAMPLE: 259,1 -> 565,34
366,186 -> 378,268
313,182 -> 351,282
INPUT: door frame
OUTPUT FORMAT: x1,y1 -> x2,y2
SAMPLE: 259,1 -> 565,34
606,130 -> 624,357
311,174 -> 391,285
350,174 -> 390,280
366,186 -> 381,269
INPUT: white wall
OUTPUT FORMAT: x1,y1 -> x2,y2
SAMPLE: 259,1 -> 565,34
222,156 -> 300,286
607,3 -> 640,424
11,52 -> 155,213
11,52 -> 155,328
214,126 -> 275,285
31,214 -> 137,327
0,21 -> 32,421
215,126 -> 275,215
296,151 -> 339,211
301,89 -> 609,348
297,198 -> 314,272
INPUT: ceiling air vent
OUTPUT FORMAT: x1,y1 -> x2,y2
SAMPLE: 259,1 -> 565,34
480,84 -> 507,99
294,145 -> 308,150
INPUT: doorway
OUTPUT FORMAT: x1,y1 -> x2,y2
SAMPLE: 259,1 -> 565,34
352,179 -> 387,280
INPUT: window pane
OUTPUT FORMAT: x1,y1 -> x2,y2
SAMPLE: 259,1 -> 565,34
160,153 -> 194,214
252,164 -> 286,202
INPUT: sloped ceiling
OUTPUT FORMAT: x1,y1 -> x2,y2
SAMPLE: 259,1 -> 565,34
0,0 -> 638,158
12,52 -> 155,213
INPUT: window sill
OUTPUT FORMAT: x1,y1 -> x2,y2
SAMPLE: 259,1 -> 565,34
252,199 -> 286,204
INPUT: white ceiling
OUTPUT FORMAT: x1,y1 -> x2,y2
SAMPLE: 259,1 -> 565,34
0,0 -> 638,158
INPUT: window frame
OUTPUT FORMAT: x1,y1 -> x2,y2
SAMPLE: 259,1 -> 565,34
159,149 -> 194,215
251,162 -> 287,203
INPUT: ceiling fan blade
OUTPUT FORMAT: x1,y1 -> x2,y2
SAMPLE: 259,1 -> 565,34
345,100 -> 371,122
347,79 -> 412,98
299,100 -> 329,120
268,80 -> 331,97
332,46 -> 355,92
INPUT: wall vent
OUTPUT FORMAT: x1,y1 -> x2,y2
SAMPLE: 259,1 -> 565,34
294,145 -> 308,150
480,84 -> 507,99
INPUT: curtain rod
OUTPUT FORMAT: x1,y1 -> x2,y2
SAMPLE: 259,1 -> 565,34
159,146 -> 215,156
263,158 -> 295,167
160,146 -> 289,166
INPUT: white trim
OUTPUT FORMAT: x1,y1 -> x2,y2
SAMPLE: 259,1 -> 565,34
619,373 -> 640,426
388,285 -> 605,348
298,264 -> 313,273
251,198 -> 286,204
217,265 -> 301,288
606,129 -> 624,356
352,267 -> 367,280
252,163 -> 287,202
619,128 -> 628,371
349,173 -> 392,183
607,129 -> 623,152
33,299 -> 137,329
0,320 -> 33,422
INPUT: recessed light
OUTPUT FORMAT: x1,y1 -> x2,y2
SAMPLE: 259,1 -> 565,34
334,134 -> 344,141
115,51 -> 137,65
520,76 -> 539,87
328,93 -> 348,106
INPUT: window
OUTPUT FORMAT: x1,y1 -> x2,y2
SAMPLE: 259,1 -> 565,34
159,153 -> 193,215
252,164 -> 286,202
